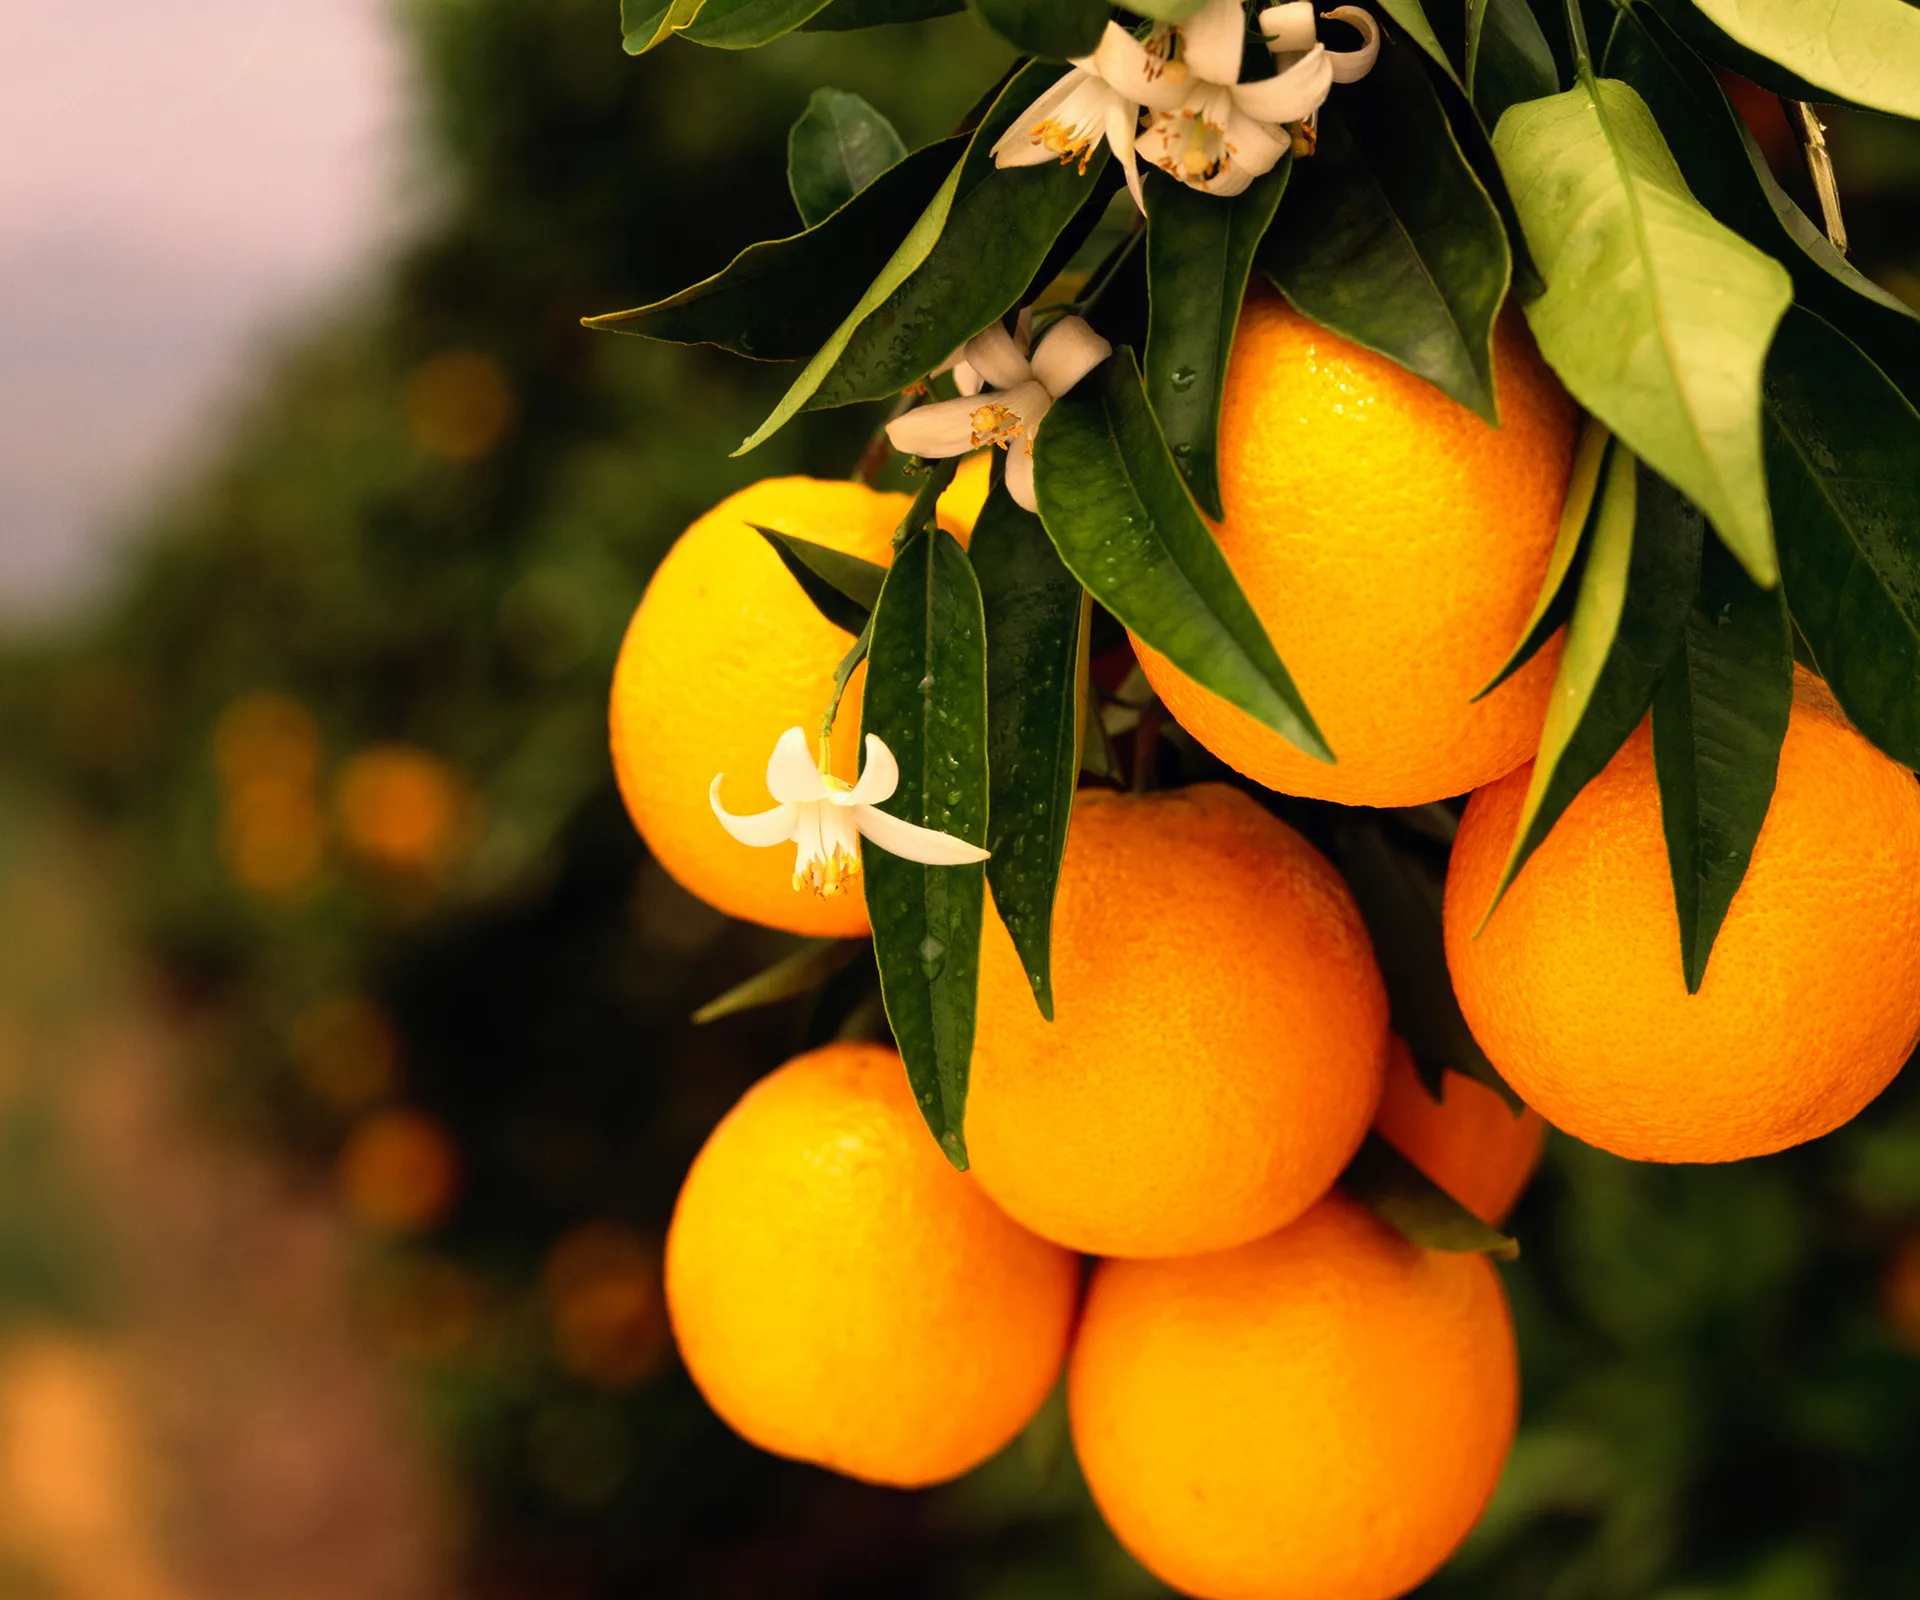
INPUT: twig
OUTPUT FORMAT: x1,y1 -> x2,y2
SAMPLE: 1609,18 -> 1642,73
1783,99 -> 1848,256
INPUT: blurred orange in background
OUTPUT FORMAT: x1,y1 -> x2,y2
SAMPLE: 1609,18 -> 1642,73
544,1222 -> 670,1391
338,1109 -> 460,1235
334,744 -> 478,877
213,692 -> 325,898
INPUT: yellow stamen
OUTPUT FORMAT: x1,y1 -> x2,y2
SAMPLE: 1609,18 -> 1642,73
795,846 -> 860,898
969,403 -> 1023,449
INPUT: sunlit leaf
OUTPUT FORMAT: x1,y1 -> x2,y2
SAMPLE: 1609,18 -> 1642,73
1766,305 -> 1920,770
1033,350 -> 1330,760
972,477 -> 1084,1019
787,89 -> 907,228
1650,535 -> 1791,993
1145,160 -> 1290,520
803,0 -> 964,25
1690,0 -> 1920,119
682,0 -> 835,48
1481,448 -> 1703,924
1492,76 -> 1791,585
1263,32 -> 1509,423
622,0 -> 703,53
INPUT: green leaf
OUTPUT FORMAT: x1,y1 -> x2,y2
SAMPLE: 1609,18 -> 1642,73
1373,0 -> 1463,86
1604,3 -> 1920,408
1466,0 -> 1559,126
583,136 -> 963,361
966,0 -> 1106,59
621,0 -> 703,53
1690,0 -> 1920,119
1116,0 -> 1207,18
1481,447 -> 1704,923
681,0 -> 834,48
972,477 -> 1085,1020
1145,160 -> 1291,520
751,525 -> 886,634
1329,821 -> 1523,1111
861,507 -> 990,1167
1033,350 -> 1331,761
787,89 -> 907,229
1341,1133 -> 1520,1257
1492,76 -> 1791,586
803,0 -> 965,26
1650,535 -> 1792,993
1642,0 -> 1877,111
1260,33 -> 1509,424
1477,416 -> 1612,700
740,61 -> 1108,453
691,938 -> 869,1023
1765,304 -> 1920,770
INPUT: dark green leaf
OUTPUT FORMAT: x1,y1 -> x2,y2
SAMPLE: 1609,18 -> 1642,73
752,525 -> 886,633
1492,75 -> 1791,586
1766,304 -> 1920,769
691,938 -> 869,1023
802,0 -> 965,26
1261,34 -> 1509,423
1482,449 -> 1704,922
1145,160 -> 1290,520
622,0 -> 702,53
1330,821 -> 1523,1110
681,0 -> 834,48
861,505 -> 989,1167
972,477 -> 1085,1020
1688,0 -> 1920,118
583,136 -> 963,361
1374,0 -> 1462,85
1118,0 -> 1207,17
1651,535 -> 1792,993
1604,3 -> 1920,407
1341,1133 -> 1520,1257
1466,0 -> 1559,126
966,0 -> 1106,59
787,89 -> 908,228
1033,350 -> 1330,761
1477,417 -> 1611,700
740,61 -> 1108,452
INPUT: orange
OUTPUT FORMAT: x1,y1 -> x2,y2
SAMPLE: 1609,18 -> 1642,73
334,744 -> 475,873
1070,1193 -> 1518,1600
967,785 -> 1388,1257
611,474 -> 981,937
337,1110 -> 460,1235
1444,671 -> 1920,1163
1134,293 -> 1577,806
664,1041 -> 1078,1487
1373,1035 -> 1545,1224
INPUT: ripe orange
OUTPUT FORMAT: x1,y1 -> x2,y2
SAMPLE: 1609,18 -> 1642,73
1134,293 -> 1577,807
1444,671 -> 1920,1163
664,1041 -> 1078,1487
1070,1193 -> 1518,1600
1373,1035 -> 1545,1224
966,784 -> 1388,1257
611,472 -> 983,937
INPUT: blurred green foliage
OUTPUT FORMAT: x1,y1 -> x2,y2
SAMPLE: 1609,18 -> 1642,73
8,0 -> 1920,1594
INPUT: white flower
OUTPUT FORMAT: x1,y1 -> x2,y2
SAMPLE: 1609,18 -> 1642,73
1133,1 -> 1379,195
884,313 -> 1112,512
710,726 -> 989,898
990,18 -> 1200,211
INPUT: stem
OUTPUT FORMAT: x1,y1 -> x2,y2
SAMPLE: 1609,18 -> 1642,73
1562,0 -> 1593,79
820,614 -> 874,744
1783,99 -> 1849,256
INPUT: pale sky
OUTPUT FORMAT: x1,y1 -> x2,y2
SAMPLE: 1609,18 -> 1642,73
0,0 -> 405,619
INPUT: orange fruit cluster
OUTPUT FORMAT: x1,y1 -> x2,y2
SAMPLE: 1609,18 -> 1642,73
615,299 -> 1920,1598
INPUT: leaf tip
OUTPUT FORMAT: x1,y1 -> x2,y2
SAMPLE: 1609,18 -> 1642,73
938,1129 -> 970,1171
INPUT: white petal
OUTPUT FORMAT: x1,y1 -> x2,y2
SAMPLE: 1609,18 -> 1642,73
1322,5 -> 1381,81
1005,439 -> 1038,512
887,394 -> 984,459
1225,102 -> 1289,176
1259,2 -> 1318,52
1230,44 -> 1332,123
1108,95 -> 1148,213
1031,316 -> 1113,399
839,734 -> 900,807
709,778 -> 799,848
996,378 -> 1055,436
953,359 -> 984,398
1015,305 -> 1034,353
963,321 -> 1033,391
1091,22 -> 1192,112
990,71 -> 1081,166
1181,0 -> 1249,86
853,805 -> 991,866
765,725 -> 829,804
1134,114 -> 1173,175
